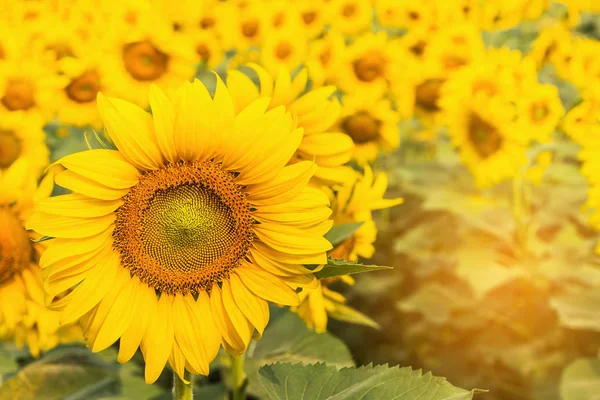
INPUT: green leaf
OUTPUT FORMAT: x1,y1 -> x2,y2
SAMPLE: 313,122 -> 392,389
550,289 -> 600,331
314,258 -> 391,280
0,347 -> 119,400
242,310 -> 354,397
258,363 -> 477,400
327,302 -> 380,330
324,222 -> 364,246
560,358 -> 600,400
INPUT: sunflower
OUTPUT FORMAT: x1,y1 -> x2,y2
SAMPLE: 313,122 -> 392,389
326,0 -> 373,35
563,87 -> 600,147
99,8 -> 196,108
305,30 -> 346,88
336,31 -> 403,98
529,24 -> 574,73
516,83 -> 564,143
294,166 -> 402,332
0,57 -> 67,123
27,78 -> 333,383
260,29 -> 308,76
227,64 -> 355,184
0,112 -> 48,177
219,2 -> 265,52
374,0 -> 433,29
442,95 -> 529,188
337,93 -> 400,163
0,160 -> 80,357
295,1 -> 326,39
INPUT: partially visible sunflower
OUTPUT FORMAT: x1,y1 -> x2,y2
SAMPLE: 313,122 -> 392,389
516,83 -> 564,143
295,1 -> 326,39
0,112 -> 48,177
99,8 -> 196,108
0,160 -> 81,357
326,0 -> 373,35
374,0 -> 433,29
337,93 -> 400,163
305,30 -> 346,88
219,2 -> 265,52
260,29 -> 308,76
293,166 -> 402,332
28,78 -> 333,383
227,64 -> 355,184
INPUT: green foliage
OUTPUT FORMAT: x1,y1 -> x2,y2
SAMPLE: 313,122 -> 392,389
314,258 -> 391,280
324,222 -> 364,246
258,363 -> 477,400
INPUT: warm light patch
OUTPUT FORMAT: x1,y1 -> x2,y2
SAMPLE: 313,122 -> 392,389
0,130 -> 21,168
468,113 -> 503,159
113,161 -> 254,295
2,80 -> 35,111
0,208 -> 31,284
65,71 -> 100,103
342,112 -> 381,144
353,52 -> 386,82
122,41 -> 169,81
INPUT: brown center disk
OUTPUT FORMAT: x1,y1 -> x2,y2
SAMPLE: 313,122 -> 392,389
122,41 -> 169,81
341,111 -> 381,144
415,79 -> 444,112
353,52 -> 386,82
2,80 -> 35,111
113,161 -> 254,295
468,112 -> 503,159
65,70 -> 100,103
0,130 -> 21,169
0,208 -> 31,285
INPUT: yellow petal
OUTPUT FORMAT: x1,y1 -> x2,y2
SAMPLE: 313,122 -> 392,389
36,194 -> 122,218
27,213 -> 114,239
40,228 -> 112,269
55,170 -> 129,200
236,267 -> 300,306
173,294 -> 209,375
230,273 -> 269,335
97,93 -> 163,170
209,283 -> 247,354
118,281 -> 154,363
149,85 -> 177,164
142,294 -> 174,384
247,161 -> 316,203
254,222 -> 332,254
55,149 -> 140,189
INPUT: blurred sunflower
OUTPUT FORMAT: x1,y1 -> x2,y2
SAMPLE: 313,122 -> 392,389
99,10 -> 196,108
227,64 -> 355,184
0,113 -> 48,177
0,160 -> 80,357
516,83 -> 564,143
295,1 -> 326,39
219,2 -> 265,51
0,57 -> 67,123
337,93 -> 400,163
443,96 -> 529,188
260,29 -> 308,76
294,166 -> 402,332
306,30 -> 346,88
337,32 -> 399,97
375,0 -> 433,29
326,0 -> 372,35
28,78 -> 333,383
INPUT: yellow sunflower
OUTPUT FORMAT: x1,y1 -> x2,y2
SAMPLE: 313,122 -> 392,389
219,2 -> 266,52
295,1 -> 326,39
336,31 -> 405,98
226,64 -> 355,185
294,166 -> 402,332
0,57 -> 67,123
260,29 -> 308,76
27,77 -> 333,383
0,160 -> 80,357
516,83 -> 564,143
305,30 -> 346,88
326,0 -> 373,36
0,112 -> 48,177
442,95 -> 529,188
374,0 -> 433,29
563,86 -> 600,147
529,24 -> 574,73
337,93 -> 400,163
99,8 -> 196,108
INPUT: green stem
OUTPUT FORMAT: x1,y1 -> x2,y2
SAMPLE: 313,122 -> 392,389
231,354 -> 247,400
173,370 -> 193,400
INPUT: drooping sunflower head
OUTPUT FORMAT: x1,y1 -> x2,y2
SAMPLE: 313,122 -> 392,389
28,77 -> 333,383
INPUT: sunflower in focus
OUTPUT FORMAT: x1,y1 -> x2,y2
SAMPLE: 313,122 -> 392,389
0,160 -> 80,357
337,93 -> 400,163
0,113 -> 48,177
293,166 -> 402,332
227,64 -> 355,184
99,8 -> 196,108
28,77 -> 333,383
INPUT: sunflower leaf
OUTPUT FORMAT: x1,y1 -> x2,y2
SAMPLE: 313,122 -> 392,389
313,258 -> 391,280
324,222 -> 364,246
258,362 -> 480,400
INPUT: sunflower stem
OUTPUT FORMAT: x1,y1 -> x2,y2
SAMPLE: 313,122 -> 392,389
231,354 -> 247,400
173,370 -> 193,400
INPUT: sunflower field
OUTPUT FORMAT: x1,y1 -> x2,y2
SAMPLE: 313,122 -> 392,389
3,0 -> 600,399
